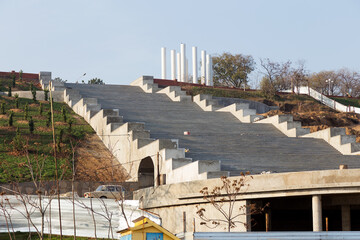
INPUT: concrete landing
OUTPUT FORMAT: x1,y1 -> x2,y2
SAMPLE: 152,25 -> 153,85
65,83 -> 360,175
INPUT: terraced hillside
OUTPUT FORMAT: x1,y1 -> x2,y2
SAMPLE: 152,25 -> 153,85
64,82 -> 360,177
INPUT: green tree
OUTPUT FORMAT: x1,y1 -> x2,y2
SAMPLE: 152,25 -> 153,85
88,78 -> 105,85
213,53 -> 255,88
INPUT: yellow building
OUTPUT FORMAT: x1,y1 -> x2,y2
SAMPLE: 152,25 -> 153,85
118,216 -> 180,240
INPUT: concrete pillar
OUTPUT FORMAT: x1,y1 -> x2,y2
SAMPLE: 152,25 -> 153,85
161,47 -> 166,79
180,43 -> 186,82
341,205 -> 351,231
186,59 -> 189,83
192,46 -> 198,84
312,195 -> 322,231
170,50 -> 176,80
209,56 -> 213,86
206,54 -> 211,86
177,53 -> 181,81
201,50 -> 206,84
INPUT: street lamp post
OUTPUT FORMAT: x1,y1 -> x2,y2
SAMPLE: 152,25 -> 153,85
325,79 -> 333,95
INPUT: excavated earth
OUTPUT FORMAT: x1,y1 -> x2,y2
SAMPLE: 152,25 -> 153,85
261,100 -> 360,142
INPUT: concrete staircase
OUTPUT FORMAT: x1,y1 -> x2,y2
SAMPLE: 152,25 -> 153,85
131,76 -> 360,158
256,114 -> 310,137
62,78 -> 360,187
157,86 -> 192,102
216,103 -> 264,123
193,94 -> 222,111
63,86 -> 228,184
301,127 -> 360,155
130,76 -> 159,93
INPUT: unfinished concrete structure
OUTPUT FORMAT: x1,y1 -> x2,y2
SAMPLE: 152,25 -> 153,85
40,75 -> 360,236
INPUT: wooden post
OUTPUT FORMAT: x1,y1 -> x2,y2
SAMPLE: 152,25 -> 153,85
265,211 -> 271,232
326,217 -> 329,231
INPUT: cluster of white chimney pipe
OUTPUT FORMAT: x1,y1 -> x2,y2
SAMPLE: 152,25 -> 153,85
161,43 -> 213,86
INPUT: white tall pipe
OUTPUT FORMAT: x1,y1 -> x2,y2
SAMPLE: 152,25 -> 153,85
208,55 -> 213,86
192,47 -> 197,84
186,59 -> 189,83
177,53 -> 181,81
206,54 -> 210,86
161,47 -> 166,79
170,50 -> 176,80
201,50 -> 206,84
180,44 -> 186,82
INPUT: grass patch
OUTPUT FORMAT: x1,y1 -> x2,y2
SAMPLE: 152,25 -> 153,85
0,96 -> 94,183
331,97 -> 360,108
184,86 -> 317,104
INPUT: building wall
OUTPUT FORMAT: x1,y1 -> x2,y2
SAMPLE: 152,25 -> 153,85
0,71 -> 39,80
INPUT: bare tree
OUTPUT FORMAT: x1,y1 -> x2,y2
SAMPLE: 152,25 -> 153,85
290,60 -> 309,94
196,174 -> 268,232
337,68 -> 360,97
308,70 -> 341,95
259,58 -> 292,98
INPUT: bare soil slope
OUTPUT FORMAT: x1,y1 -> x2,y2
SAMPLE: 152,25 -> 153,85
75,134 -> 128,182
262,101 -> 360,142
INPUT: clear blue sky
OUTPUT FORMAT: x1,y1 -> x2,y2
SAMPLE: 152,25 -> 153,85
1,0 -> 359,86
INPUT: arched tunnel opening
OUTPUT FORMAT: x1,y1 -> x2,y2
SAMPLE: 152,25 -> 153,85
138,156 -> 155,188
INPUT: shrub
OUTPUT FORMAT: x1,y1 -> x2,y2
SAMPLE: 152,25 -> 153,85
19,70 -> 23,81
11,74 -> 16,87
39,103 -> 43,115
24,103 -> 29,120
15,98 -> 19,108
67,119 -> 73,133
29,116 -> 34,134
32,89 -> 37,102
260,77 -> 276,99
8,86 -> 11,97
46,111 -> 51,127
12,133 -> 26,153
0,103 -> 5,114
44,89 -> 49,101
14,93 -> 19,99
61,106 -> 67,122
8,112 -> 13,126
16,126 -> 20,135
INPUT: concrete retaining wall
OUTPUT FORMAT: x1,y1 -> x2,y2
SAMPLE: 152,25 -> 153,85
11,90 -> 64,102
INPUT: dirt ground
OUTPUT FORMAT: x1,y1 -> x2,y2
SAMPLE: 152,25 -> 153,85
261,100 -> 360,142
75,134 -> 128,182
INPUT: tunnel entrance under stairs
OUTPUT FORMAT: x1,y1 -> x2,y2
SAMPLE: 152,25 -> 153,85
138,156 -> 155,188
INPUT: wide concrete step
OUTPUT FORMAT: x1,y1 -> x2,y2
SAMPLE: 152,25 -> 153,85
167,158 -> 193,170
